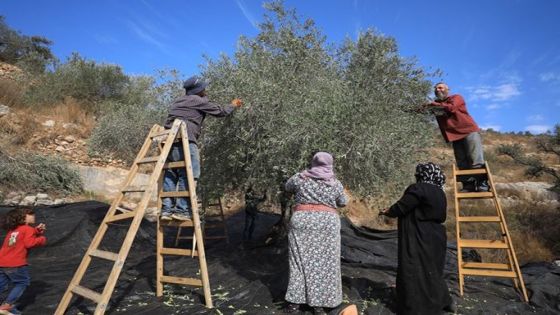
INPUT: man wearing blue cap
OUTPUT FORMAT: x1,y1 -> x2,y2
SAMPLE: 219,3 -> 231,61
161,76 -> 243,221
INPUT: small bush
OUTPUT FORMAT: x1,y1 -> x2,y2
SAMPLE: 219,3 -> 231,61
88,104 -> 166,163
23,53 -> 129,112
0,148 -> 82,194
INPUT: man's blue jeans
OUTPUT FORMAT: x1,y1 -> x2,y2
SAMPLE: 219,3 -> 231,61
162,143 -> 200,214
0,266 -> 30,306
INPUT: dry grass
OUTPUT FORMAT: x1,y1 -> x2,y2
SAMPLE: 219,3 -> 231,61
0,108 -> 39,145
47,97 -> 96,138
0,78 -> 25,107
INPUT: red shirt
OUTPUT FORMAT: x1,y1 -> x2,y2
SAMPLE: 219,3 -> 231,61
0,225 -> 46,267
431,94 -> 480,142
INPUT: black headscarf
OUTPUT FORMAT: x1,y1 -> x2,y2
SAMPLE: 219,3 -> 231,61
415,162 -> 446,190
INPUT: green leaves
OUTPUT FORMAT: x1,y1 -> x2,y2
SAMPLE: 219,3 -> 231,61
199,2 -> 434,198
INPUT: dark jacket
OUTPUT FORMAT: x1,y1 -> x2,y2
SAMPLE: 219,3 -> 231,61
164,95 -> 235,144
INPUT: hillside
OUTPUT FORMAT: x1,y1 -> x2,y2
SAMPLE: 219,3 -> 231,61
1,80 -> 559,265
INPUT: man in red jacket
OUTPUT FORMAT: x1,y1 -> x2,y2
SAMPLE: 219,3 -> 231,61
425,82 -> 488,192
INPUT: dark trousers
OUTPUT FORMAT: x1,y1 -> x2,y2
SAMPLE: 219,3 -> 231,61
243,209 -> 258,240
452,132 -> 485,184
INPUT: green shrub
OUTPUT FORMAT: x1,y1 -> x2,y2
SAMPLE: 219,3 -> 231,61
23,53 -> 130,111
0,149 -> 82,194
88,104 -> 166,163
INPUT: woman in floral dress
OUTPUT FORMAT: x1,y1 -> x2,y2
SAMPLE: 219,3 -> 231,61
284,152 -> 348,315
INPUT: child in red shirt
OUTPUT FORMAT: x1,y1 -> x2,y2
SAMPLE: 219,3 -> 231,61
0,208 -> 46,314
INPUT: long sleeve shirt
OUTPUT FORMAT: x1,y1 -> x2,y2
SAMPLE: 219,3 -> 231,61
0,225 -> 46,267
430,94 -> 480,142
164,95 -> 235,145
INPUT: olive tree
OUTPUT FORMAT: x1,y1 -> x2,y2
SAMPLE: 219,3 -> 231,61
199,1 -> 435,199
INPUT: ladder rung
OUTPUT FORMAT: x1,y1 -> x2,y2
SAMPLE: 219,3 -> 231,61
90,249 -> 119,261
160,220 -> 194,227
457,192 -> 494,199
457,216 -> 501,222
454,168 -> 488,176
137,156 -> 161,164
122,186 -> 146,193
459,239 -> 509,249
462,262 -> 511,270
160,191 -> 190,198
461,268 -> 517,278
160,275 -> 202,286
116,206 -> 132,213
106,211 -> 136,222
163,161 -> 186,169
150,129 -> 172,138
160,247 -> 197,256
72,285 -> 102,303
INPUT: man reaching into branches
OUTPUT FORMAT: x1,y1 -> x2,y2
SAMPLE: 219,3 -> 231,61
161,76 -> 243,221
424,82 -> 489,192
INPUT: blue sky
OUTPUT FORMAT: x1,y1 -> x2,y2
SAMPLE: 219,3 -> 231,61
1,0 -> 559,133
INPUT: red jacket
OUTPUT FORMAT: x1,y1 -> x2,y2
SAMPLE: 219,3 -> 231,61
0,225 -> 46,267
431,94 -> 480,142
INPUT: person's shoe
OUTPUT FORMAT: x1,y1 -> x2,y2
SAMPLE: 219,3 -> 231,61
160,211 -> 173,221
477,180 -> 490,192
283,302 -> 299,313
460,180 -> 476,192
172,213 -> 192,221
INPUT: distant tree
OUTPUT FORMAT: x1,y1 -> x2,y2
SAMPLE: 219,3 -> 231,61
0,16 -> 54,73
199,1 -> 435,199
498,124 -> 560,194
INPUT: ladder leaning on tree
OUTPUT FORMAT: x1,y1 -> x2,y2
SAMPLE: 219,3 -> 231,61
453,162 -> 528,302
55,119 -> 212,315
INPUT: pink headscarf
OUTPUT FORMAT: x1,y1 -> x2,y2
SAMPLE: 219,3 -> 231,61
301,152 -> 337,186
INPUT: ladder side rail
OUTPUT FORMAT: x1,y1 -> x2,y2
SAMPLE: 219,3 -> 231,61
94,121 -> 182,313
216,197 -> 229,243
54,124 -> 161,315
485,163 -> 529,302
178,121 -> 213,308
452,165 -> 465,296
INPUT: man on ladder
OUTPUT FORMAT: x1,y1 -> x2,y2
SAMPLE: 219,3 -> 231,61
161,75 -> 243,221
424,82 -> 489,192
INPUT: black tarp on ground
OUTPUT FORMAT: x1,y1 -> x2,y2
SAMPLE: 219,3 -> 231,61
0,201 -> 558,315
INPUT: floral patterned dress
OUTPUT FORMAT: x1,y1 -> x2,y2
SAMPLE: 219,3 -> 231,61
284,173 -> 348,308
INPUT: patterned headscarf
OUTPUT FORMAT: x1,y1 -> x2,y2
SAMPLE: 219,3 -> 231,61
415,162 -> 446,189
301,152 -> 337,186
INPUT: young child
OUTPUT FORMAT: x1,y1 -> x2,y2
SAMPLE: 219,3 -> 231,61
0,208 -> 47,314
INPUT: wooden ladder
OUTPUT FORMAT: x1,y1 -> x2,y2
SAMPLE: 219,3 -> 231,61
55,119 -> 212,315
453,162 -> 528,302
174,197 -> 229,246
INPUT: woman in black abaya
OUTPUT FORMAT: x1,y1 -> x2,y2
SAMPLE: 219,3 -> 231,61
380,162 -> 454,315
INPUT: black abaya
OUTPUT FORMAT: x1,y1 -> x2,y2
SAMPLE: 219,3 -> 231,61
387,182 -> 453,315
